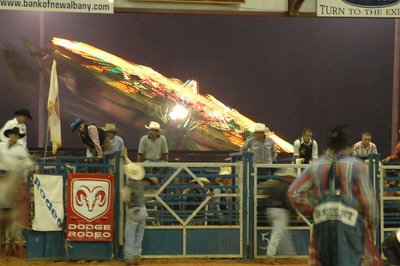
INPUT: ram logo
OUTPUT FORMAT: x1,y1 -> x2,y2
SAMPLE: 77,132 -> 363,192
71,179 -> 111,222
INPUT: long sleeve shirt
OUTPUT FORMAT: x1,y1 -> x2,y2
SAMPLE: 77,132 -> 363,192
87,125 -> 102,157
384,142 -> 400,161
288,152 -> 377,229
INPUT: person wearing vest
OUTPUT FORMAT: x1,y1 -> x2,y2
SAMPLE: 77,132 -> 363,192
293,128 -> 318,164
70,118 -> 108,158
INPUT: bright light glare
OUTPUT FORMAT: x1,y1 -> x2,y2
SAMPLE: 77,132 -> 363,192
169,105 -> 188,120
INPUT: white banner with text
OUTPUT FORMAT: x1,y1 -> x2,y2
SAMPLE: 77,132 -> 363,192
0,0 -> 113,13
317,0 -> 400,18
32,174 -> 64,231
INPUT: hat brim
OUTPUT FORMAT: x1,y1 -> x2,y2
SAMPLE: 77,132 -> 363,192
4,129 -> 25,138
124,163 -> 145,181
145,126 -> 162,132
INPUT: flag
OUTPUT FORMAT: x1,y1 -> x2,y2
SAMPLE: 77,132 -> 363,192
47,60 -> 61,154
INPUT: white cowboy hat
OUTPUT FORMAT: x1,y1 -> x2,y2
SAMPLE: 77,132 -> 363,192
145,121 -> 162,132
190,177 -> 211,184
254,123 -> 267,133
124,163 -> 145,181
103,123 -> 119,133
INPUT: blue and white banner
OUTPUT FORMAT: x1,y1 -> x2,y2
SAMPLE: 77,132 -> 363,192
32,174 -> 64,231
0,0 -> 113,14
318,0 -> 400,17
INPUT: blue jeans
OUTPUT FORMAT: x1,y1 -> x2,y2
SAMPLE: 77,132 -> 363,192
124,206 -> 148,260
266,208 -> 296,257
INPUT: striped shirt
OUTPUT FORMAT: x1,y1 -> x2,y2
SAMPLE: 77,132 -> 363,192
288,152 -> 377,228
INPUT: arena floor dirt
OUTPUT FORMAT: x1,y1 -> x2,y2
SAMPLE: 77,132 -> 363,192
0,257 -> 308,265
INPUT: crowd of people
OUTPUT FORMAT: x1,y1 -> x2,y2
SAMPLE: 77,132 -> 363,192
0,108 -> 395,265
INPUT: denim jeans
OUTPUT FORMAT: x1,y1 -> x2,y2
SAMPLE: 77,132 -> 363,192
124,206 -> 148,260
266,208 -> 296,257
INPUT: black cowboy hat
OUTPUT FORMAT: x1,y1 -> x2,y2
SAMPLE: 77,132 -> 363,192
14,108 -> 32,120
4,127 -> 25,138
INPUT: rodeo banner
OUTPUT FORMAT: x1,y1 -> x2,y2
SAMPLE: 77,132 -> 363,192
66,173 -> 114,241
317,0 -> 400,17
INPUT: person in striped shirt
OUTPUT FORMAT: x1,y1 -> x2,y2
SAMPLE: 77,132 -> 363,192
288,124 -> 381,266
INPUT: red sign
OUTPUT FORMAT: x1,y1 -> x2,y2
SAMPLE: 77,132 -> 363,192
66,173 -> 114,241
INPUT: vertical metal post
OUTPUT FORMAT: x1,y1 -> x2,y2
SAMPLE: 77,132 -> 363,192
241,152 -> 249,260
392,19 -> 400,153
38,12 -> 46,147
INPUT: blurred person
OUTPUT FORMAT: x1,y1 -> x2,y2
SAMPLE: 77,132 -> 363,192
258,168 -> 297,263
383,140 -> 400,163
137,121 -> 168,174
0,108 -> 32,147
240,123 -> 277,176
382,230 -> 400,265
293,128 -> 318,164
120,161 -> 147,265
103,123 -> 125,154
0,127 -> 32,255
352,132 -> 377,156
182,177 -> 211,225
70,118 -> 108,158
288,124 -> 382,266
212,168 -> 234,225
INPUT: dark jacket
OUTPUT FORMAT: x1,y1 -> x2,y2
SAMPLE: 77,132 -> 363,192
259,179 -> 294,212
126,179 -> 146,208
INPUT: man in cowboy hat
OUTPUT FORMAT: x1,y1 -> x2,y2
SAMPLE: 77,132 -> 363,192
120,162 -> 147,265
240,123 -> 277,176
0,109 -> 32,147
70,118 -> 108,158
137,121 -> 168,166
0,126 -> 32,258
103,123 -> 125,154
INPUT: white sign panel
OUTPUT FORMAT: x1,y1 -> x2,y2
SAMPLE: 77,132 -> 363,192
317,0 -> 400,17
0,0 -> 113,14
71,178 -> 111,222
32,174 -> 64,231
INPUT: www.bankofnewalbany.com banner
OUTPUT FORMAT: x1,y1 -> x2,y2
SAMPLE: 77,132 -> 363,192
318,0 -> 400,17
0,0 -> 113,13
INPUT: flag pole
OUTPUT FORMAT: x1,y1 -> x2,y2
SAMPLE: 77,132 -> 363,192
44,120 -> 49,158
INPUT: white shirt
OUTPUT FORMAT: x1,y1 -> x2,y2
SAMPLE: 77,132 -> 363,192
0,118 -> 27,147
293,137 -> 318,161
0,141 -> 31,172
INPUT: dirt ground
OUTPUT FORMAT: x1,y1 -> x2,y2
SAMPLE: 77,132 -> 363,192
0,257 -> 308,265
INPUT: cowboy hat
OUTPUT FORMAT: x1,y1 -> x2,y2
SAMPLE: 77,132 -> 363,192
145,121 -> 162,132
124,163 -> 145,181
4,127 -> 25,138
144,177 -> 160,186
254,123 -> 267,133
103,123 -> 119,133
14,108 -> 32,120
190,177 -> 211,184
70,118 -> 84,132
